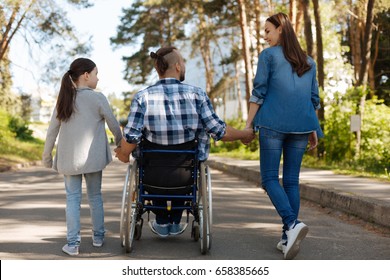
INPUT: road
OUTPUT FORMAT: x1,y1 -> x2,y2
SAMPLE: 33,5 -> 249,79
1,158 -> 390,260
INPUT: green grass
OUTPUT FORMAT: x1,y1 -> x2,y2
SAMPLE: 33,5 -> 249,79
0,138 -> 44,170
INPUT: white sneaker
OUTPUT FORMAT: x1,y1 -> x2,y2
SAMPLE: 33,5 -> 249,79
62,244 -> 79,256
92,237 -> 104,247
284,222 -> 308,260
149,221 -> 169,238
169,223 -> 188,236
276,239 -> 287,253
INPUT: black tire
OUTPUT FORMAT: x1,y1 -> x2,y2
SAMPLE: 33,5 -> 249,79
135,223 -> 142,240
192,225 -> 200,242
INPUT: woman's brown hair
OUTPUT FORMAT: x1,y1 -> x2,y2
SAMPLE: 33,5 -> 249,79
267,13 -> 311,77
56,58 -> 96,122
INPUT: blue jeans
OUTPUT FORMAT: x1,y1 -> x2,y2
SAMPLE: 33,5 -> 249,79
64,171 -> 105,246
153,200 -> 184,224
259,128 -> 309,231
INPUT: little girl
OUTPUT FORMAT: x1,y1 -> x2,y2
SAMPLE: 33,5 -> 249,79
42,58 -> 122,256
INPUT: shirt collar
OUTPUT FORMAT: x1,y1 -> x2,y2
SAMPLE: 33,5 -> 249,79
156,78 -> 181,85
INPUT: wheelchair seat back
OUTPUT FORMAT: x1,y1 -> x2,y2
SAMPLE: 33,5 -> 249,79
140,139 -> 198,195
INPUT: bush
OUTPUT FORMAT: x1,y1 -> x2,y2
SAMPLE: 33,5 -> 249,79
0,110 -> 15,145
8,115 -> 34,141
324,87 -> 390,176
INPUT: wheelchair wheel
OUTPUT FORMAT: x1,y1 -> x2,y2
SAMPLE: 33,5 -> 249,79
125,161 -> 138,253
199,162 -> 211,254
205,165 -> 213,228
205,164 -> 212,249
134,223 -> 142,240
120,164 -> 132,247
191,222 -> 199,242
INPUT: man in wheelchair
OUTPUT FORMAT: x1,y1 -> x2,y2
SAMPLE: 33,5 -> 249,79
115,46 -> 254,237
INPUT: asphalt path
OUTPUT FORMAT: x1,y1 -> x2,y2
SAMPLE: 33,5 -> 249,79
1,158 -> 390,260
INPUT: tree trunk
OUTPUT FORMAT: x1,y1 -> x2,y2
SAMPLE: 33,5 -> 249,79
237,0 -> 253,112
301,0 -> 314,57
289,0 -> 298,31
235,61 -> 243,119
0,1 -> 35,61
312,0 -> 325,158
254,0 -> 262,55
348,4 -> 363,83
196,3 -> 214,102
357,0 -> 375,86
368,27 -> 380,93
354,0 -> 375,158
265,0 -> 274,15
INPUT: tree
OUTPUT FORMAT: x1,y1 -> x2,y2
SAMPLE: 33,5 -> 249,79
0,0 -> 93,112
344,0 -> 376,157
110,0 -> 190,85
192,1 -> 215,100
372,8 -> 390,105
312,0 -> 325,157
300,0 -> 313,57
1,0 -> 93,62
237,0 -> 253,110
357,0 -> 376,86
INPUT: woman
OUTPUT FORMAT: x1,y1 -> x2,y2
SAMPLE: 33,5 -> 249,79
245,13 -> 323,260
42,58 -> 122,256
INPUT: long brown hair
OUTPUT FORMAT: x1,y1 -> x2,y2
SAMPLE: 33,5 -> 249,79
267,13 -> 311,77
56,58 -> 96,121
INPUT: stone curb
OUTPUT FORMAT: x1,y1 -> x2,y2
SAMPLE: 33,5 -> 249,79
207,158 -> 390,229
0,160 -> 42,173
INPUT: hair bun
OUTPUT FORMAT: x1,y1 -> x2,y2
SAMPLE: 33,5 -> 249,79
150,52 -> 159,59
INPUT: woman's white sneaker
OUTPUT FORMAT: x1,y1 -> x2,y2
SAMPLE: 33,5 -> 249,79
284,222 -> 308,260
276,239 -> 287,253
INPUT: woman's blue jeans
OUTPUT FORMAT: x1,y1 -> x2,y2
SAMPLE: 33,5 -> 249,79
64,171 -> 105,246
259,128 -> 309,232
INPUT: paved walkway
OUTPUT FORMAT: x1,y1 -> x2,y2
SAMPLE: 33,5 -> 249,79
207,155 -> 390,228
1,154 -> 389,229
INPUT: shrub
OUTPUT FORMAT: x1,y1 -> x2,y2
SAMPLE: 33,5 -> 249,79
0,110 -> 15,145
8,115 -> 34,141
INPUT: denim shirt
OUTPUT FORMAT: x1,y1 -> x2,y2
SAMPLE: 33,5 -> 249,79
250,46 -> 323,137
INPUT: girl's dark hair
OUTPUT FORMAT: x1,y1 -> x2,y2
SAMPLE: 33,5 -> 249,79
56,58 -> 96,121
150,46 -> 177,76
266,13 -> 311,77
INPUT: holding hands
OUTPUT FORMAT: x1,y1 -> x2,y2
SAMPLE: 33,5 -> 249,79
241,127 -> 256,145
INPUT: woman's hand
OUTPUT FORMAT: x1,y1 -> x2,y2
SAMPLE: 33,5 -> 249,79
308,131 -> 318,151
241,127 -> 256,145
114,146 -> 130,163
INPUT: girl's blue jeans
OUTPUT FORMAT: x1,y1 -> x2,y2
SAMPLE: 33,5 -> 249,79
259,128 -> 309,232
64,171 -> 105,246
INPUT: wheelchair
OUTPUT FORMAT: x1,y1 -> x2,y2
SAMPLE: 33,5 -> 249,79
119,138 -> 212,254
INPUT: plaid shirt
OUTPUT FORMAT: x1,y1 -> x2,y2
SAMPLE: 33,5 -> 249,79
124,78 -> 226,160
